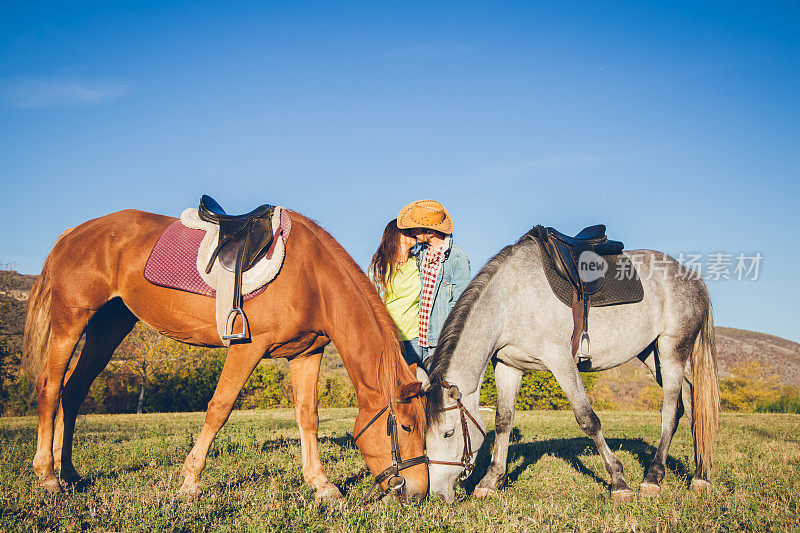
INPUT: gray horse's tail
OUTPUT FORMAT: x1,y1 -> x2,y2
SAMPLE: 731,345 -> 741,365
691,301 -> 720,480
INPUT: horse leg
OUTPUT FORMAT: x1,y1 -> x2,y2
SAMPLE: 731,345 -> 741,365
55,300 -> 138,483
638,345 -> 693,425
32,308 -> 89,493
179,341 -> 265,496
640,336 -> 692,496
548,358 -> 634,502
289,350 -> 343,501
474,359 -> 522,498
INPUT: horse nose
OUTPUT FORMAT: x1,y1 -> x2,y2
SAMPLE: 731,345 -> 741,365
402,483 -> 427,503
403,489 -> 425,503
428,488 -> 455,502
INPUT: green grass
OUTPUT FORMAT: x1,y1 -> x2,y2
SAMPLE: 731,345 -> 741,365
1,410 -> 799,532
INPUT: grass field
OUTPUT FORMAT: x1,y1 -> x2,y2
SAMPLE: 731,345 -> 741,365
1,409 -> 799,532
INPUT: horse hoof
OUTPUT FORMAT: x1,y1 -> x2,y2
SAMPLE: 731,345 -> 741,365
315,484 -> 343,502
610,489 -> 635,502
473,487 -> 499,499
690,478 -> 711,492
40,478 -> 63,494
177,483 -> 201,498
639,483 -> 660,497
60,471 -> 82,484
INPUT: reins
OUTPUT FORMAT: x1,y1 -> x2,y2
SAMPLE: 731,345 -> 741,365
427,380 -> 486,482
353,401 -> 428,504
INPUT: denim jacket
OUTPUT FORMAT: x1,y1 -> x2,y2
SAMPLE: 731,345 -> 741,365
413,239 -> 471,348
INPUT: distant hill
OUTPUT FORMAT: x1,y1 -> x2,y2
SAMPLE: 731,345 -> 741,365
716,327 -> 800,387
0,271 -> 35,350
2,269 -> 799,392
0,270 -> 36,302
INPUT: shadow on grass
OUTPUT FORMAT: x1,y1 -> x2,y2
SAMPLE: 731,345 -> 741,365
207,433 -> 367,496
65,463 -> 149,493
462,428 -> 691,493
744,424 -> 800,444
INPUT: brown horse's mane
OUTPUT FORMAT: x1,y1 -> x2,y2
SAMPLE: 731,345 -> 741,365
292,212 -> 426,431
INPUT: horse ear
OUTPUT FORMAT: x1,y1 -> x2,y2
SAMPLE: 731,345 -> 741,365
399,381 -> 423,400
415,365 -> 431,392
448,385 -> 461,401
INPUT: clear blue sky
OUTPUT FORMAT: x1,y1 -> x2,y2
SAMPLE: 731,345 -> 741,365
1,1 -> 798,341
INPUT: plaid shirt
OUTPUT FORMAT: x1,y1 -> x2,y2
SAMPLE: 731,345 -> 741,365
418,238 -> 449,348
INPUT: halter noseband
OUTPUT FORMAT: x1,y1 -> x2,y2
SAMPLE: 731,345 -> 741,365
353,401 -> 428,504
426,380 -> 486,482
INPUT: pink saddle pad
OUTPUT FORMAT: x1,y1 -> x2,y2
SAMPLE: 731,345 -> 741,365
144,210 -> 291,300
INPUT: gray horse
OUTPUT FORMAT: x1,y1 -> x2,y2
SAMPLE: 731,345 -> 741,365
423,231 -> 720,501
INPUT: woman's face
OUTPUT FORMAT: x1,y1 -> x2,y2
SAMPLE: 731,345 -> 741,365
399,230 -> 417,252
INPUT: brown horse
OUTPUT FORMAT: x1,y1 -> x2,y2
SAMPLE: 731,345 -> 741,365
22,208 -> 428,501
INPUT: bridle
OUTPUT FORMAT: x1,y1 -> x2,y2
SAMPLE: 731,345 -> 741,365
353,400 -> 428,504
426,380 -> 486,482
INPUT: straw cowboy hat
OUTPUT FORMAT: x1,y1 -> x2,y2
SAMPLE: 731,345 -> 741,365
396,200 -> 453,234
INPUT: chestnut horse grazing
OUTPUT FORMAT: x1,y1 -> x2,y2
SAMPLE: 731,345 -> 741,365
22,208 -> 427,501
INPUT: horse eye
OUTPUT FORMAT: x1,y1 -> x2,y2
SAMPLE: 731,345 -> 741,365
401,424 -> 412,432
444,430 -> 455,438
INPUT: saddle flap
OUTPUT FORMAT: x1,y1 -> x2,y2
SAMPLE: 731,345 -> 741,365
216,213 -> 275,272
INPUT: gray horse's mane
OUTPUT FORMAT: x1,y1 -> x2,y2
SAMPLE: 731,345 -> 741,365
426,240 -> 522,426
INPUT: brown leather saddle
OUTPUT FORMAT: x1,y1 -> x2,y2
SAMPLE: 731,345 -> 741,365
198,195 -> 276,341
526,225 -> 643,368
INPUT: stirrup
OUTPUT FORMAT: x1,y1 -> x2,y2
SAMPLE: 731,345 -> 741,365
223,307 -> 248,340
576,332 -> 591,366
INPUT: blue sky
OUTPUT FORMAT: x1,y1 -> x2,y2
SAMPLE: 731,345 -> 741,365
1,1 -> 798,341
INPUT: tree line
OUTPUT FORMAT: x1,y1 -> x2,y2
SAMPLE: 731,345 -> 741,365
3,322 -> 799,416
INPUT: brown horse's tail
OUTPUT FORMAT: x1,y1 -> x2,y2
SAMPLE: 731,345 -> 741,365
22,228 -> 72,380
691,299 -> 720,480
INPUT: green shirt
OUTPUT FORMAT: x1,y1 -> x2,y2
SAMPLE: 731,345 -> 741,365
384,260 -> 421,341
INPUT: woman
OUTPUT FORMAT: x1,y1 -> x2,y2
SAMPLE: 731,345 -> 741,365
368,219 -> 423,366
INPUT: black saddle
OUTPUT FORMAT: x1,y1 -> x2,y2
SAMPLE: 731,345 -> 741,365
198,195 -> 276,341
527,225 -> 631,367
538,225 -> 624,299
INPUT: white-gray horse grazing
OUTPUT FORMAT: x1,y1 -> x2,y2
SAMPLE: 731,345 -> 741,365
423,231 -> 720,501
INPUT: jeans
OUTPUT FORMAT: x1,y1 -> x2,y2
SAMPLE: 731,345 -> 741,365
401,338 -> 423,367
420,345 -> 433,364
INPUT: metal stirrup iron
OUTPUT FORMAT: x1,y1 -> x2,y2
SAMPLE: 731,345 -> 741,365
223,307 -> 248,340
576,295 -> 591,366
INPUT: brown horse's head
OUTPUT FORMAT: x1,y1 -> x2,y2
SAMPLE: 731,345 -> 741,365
353,362 -> 428,502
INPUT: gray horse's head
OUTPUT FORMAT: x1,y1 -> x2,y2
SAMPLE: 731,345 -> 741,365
425,381 -> 486,501
421,244 -> 514,500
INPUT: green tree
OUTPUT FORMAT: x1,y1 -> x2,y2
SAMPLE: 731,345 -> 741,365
720,361 -> 780,412
756,385 -> 800,414
112,323 -> 209,413
239,362 -> 291,409
317,374 -> 357,407
480,362 -> 598,410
